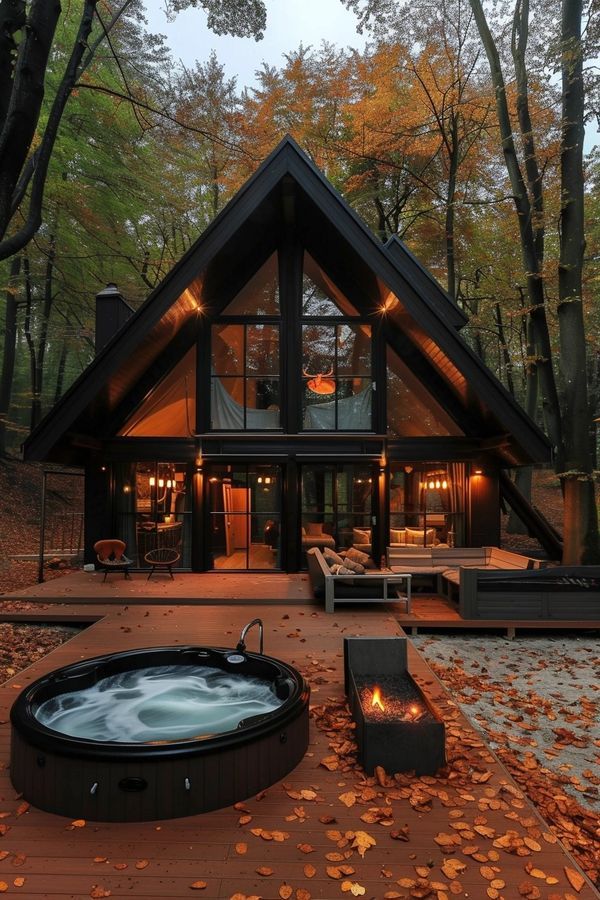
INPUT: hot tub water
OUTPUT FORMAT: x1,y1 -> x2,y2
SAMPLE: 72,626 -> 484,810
35,665 -> 283,742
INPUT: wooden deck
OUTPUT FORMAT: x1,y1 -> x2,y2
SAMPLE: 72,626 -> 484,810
2,572 -> 598,635
0,601 -> 596,898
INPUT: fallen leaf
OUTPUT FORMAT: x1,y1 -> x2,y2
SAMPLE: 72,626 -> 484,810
256,866 -> 273,876
71,819 -> 86,828
304,864 -> 316,878
90,888 -> 111,899
564,867 -> 586,893
352,830 -> 376,857
113,862 -> 128,870
11,853 -> 26,867
189,883 -> 207,890
341,882 -> 366,896
15,803 -> 29,817
93,857 -> 107,864
297,843 -> 315,854
13,877 -> 25,887
0,886 -> 7,894
279,885 -> 293,899
235,843 -> 247,855
238,814 -> 252,825
135,860 -> 149,869
296,891 -> 311,900
339,791 -> 356,808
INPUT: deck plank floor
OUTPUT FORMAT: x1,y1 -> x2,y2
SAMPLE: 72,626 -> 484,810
0,602 -> 596,898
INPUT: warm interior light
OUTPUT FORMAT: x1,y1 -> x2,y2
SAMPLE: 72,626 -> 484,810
149,476 -> 156,487
371,686 -> 385,712
304,366 -> 336,395
257,476 -> 263,484
158,479 -> 164,488
442,480 -> 448,489
265,476 -> 271,485
409,704 -> 420,718
429,480 -> 435,490
474,468 -> 483,475
435,479 -> 441,489
209,476 -> 218,483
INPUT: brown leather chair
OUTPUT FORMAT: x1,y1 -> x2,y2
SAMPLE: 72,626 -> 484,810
93,539 -> 132,582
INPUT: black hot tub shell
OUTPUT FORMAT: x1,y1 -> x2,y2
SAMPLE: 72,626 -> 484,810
10,645 -> 310,822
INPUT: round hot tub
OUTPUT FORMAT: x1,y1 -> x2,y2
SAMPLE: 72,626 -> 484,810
10,645 -> 309,822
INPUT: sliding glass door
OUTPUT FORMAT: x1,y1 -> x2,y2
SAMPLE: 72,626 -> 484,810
206,464 -> 281,570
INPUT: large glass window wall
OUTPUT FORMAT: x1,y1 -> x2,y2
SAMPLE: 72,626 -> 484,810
389,463 -> 466,547
113,462 -> 192,567
300,464 -> 375,558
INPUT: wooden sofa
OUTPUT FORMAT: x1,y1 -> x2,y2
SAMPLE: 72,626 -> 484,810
388,546 -> 543,615
306,547 -> 411,614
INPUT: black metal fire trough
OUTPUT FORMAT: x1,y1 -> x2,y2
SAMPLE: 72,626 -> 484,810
344,637 -> 445,776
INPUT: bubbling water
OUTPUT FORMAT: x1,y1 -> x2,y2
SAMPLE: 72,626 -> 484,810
35,665 -> 283,742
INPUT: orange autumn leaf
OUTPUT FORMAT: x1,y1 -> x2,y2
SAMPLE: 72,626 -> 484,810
235,842 -> 247,855
296,891 -> 311,900
304,864 -> 316,878
351,830 -> 376,857
135,860 -> 149,869
279,885 -> 293,899
189,882 -> 207,890
564,867 -> 586,893
341,882 -> 366,896
12,852 -> 26,866
15,803 -> 29,817
271,830 -> 290,842
90,888 -> 111,899
71,819 -> 86,828
0,885 -> 7,894
113,863 -> 128,870
13,877 -> 25,887
297,843 -> 315,854
339,791 -> 356,807
256,866 -> 273,876
0,826 -> 10,836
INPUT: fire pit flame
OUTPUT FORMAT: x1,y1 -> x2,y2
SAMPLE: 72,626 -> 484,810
371,686 -> 385,712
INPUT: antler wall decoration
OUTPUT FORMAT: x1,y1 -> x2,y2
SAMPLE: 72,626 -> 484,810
303,367 -> 336,395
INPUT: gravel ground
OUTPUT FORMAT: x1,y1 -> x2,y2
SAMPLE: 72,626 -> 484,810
412,634 -> 600,814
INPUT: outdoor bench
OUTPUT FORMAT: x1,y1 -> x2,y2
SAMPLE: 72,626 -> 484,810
307,547 -> 411,614
387,546 -> 542,602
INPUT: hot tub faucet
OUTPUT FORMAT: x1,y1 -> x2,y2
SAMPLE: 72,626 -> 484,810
237,618 -> 264,655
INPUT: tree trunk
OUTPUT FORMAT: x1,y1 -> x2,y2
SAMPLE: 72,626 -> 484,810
557,0 -> 599,562
0,253 -> 21,455
445,114 -> 459,301
54,339 -> 68,404
468,0 -> 563,462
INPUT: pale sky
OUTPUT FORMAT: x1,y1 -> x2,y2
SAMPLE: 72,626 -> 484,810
142,0 -> 366,89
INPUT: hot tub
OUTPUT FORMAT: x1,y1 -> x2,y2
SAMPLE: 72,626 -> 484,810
10,644 -> 309,821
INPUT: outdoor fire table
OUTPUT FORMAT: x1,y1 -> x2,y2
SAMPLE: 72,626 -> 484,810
344,636 -> 445,776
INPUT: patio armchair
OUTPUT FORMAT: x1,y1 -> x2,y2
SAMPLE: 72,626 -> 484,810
144,546 -> 180,579
93,539 -> 132,582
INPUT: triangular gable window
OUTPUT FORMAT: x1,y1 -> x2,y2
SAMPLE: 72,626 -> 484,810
387,347 -> 463,437
302,253 -> 359,317
221,252 -> 279,316
119,346 -> 196,437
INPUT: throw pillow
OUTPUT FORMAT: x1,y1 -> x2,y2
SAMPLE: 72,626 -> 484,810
306,522 -> 324,536
344,547 -> 370,566
390,528 -> 406,544
340,556 -> 365,574
352,527 -> 371,544
323,547 -> 345,567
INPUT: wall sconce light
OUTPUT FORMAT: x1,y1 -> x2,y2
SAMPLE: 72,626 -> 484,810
123,483 -> 131,494
474,468 -> 483,475
258,476 -> 263,484
100,465 -> 107,472
209,476 -> 219,483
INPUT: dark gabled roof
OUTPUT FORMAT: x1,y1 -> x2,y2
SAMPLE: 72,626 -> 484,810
23,135 -> 551,465
384,235 -> 468,330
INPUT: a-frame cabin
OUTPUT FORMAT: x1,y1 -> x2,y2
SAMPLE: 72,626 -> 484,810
24,137 -> 551,573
